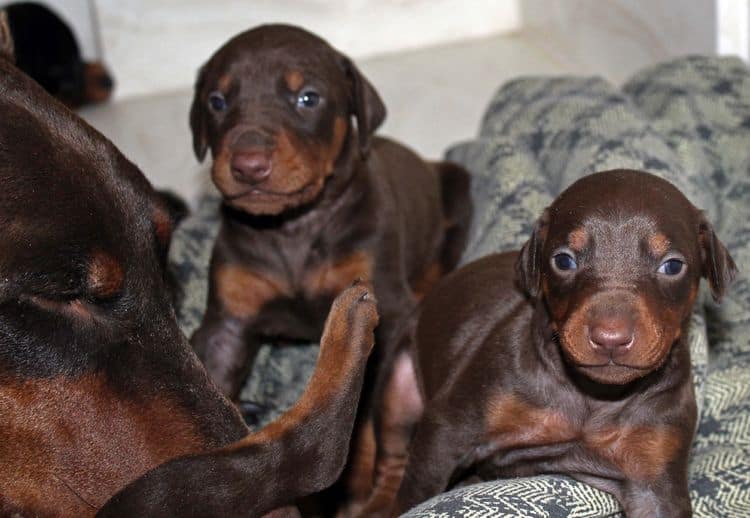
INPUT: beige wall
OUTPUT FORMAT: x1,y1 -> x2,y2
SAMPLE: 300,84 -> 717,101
94,0 -> 522,99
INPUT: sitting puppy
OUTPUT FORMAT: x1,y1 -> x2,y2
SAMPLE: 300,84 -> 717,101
371,170 -> 737,517
190,23 -> 470,398
188,24 -> 471,504
0,20 -> 377,517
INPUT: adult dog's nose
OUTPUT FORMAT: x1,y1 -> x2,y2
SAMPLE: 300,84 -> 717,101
231,151 -> 272,185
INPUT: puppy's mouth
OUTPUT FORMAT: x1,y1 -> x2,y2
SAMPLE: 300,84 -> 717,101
572,362 -> 655,386
573,359 -> 653,370
224,180 -> 320,201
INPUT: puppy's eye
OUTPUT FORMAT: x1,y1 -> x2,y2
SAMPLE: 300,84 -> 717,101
208,91 -> 227,112
657,258 -> 684,276
552,252 -> 578,272
296,89 -> 321,108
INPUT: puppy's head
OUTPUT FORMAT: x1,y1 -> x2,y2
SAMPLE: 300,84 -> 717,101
517,169 -> 737,385
190,24 -> 386,216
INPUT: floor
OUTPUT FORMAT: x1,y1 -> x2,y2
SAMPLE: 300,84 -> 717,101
78,30 -> 677,204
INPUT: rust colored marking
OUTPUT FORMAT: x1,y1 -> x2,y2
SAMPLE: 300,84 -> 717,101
284,70 -> 304,91
304,250 -> 374,297
568,227 -> 589,252
649,232 -> 671,258
0,373 -> 206,515
321,117 -> 348,175
212,117 -> 348,215
412,262 -> 443,302
83,63 -> 112,104
485,394 -> 578,449
344,418 -> 377,509
585,425 -> 683,481
217,73 -> 232,93
88,250 -> 124,299
215,265 -> 290,319
153,205 -> 173,250
262,506 -> 301,518
27,296 -> 91,320
560,293 -> 676,379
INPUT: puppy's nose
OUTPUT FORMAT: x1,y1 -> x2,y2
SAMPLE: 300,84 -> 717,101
231,151 -> 272,185
589,318 -> 634,355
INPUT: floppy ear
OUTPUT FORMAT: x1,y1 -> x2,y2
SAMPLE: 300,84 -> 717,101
0,11 -> 15,62
515,209 -> 550,297
699,214 -> 738,302
341,56 -> 386,157
189,66 -> 208,162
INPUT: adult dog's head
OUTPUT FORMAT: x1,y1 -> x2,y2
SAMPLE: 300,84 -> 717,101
0,23 -> 244,515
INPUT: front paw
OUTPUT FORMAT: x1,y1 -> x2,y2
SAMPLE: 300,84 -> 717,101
324,281 -> 379,357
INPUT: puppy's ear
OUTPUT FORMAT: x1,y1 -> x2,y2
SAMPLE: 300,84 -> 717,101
189,66 -> 208,162
515,209 -> 550,297
341,57 -> 386,157
699,214 -> 737,302
0,11 -> 15,62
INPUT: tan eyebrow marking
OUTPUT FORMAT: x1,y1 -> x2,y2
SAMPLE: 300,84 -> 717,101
568,227 -> 589,252
217,74 -> 232,93
88,250 -> 124,299
284,70 -> 304,91
649,232 -> 671,257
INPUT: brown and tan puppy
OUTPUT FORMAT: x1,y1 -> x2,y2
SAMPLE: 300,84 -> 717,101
367,170 -> 737,517
0,20 -> 378,517
188,24 -> 471,508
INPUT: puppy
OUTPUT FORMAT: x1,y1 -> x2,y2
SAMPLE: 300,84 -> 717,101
371,170 -> 736,517
5,2 -> 114,107
0,20 -> 377,517
188,24 -> 471,507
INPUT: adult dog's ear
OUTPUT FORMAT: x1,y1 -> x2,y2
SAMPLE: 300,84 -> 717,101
341,56 -> 386,157
699,214 -> 737,302
189,66 -> 208,162
515,208 -> 550,298
0,11 -> 15,62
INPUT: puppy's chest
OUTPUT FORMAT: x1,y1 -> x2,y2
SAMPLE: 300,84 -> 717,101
480,395 -> 683,482
217,237 -> 374,334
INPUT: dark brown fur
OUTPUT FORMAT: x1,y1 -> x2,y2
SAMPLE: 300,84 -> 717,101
365,170 -> 737,517
188,24 -> 472,510
0,21 -> 379,517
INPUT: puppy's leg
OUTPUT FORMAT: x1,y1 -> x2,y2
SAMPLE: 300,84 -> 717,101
620,462 -> 691,518
339,276 -> 417,515
98,281 -> 379,517
191,255 -> 287,401
394,402 -> 481,515
356,336 -> 423,516
191,308 -> 259,401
